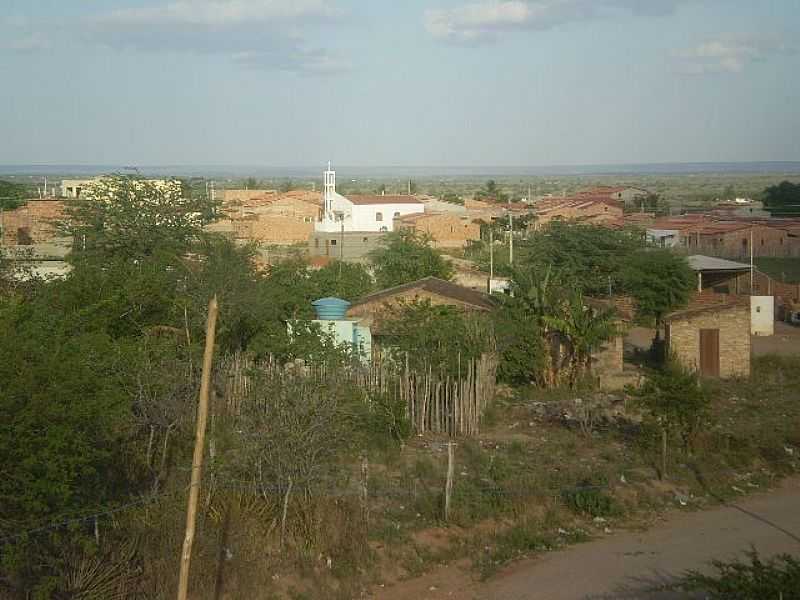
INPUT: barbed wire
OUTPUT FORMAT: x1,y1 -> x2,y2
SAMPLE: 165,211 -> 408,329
1,458 -> 777,546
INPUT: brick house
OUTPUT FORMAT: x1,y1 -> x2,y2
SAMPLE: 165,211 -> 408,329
347,277 -> 495,331
679,222 -> 791,259
0,200 -> 64,245
232,214 -> 316,245
665,295 -> 751,378
532,197 -> 623,230
394,212 -> 481,248
577,186 -> 649,205
221,189 -> 278,206
216,191 -> 321,245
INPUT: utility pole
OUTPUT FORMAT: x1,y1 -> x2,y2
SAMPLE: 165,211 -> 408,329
508,212 -> 514,266
489,227 -> 494,292
340,218 -> 345,264
750,226 -> 754,293
177,297 -> 219,600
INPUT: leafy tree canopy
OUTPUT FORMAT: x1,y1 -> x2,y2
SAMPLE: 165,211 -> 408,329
620,249 -> 694,325
763,180 -> 800,216
370,230 -> 454,289
378,300 -> 492,376
0,180 -> 28,210
516,222 -> 644,296
61,175 -> 213,264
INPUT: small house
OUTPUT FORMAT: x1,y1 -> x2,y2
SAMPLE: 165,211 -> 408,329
347,277 -> 495,331
665,297 -> 751,378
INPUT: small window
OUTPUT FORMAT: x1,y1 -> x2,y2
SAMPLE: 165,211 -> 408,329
376,212 -> 383,222
330,239 -> 337,246
315,238 -> 319,248
362,237 -> 368,243
394,212 -> 400,218
756,306 -> 762,313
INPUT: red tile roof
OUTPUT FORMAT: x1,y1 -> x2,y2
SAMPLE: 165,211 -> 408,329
665,292 -> 749,321
346,195 -> 425,206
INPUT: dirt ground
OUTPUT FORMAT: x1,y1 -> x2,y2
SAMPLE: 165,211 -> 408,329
751,321 -> 800,356
371,477 -> 800,600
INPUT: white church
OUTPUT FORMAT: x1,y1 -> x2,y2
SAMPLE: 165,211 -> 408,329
315,163 -> 424,233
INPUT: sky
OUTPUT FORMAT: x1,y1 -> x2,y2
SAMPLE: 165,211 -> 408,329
1,0 -> 799,168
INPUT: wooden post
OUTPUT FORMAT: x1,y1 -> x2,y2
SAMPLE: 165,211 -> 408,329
280,476 -> 293,547
177,296 -> 219,600
360,455 -> 369,526
661,427 -> 668,480
444,442 -> 455,522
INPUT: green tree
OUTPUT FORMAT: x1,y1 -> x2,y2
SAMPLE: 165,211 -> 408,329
378,300 -> 492,376
370,230 -> 454,289
542,290 -> 618,384
722,184 -> 736,200
0,180 -> 27,210
492,298 -> 546,385
500,265 -> 564,386
763,180 -> 800,216
478,179 -> 507,203
309,260 -> 374,301
245,176 -> 259,189
620,249 -> 695,327
517,222 -> 644,296
60,175 -> 212,264
631,362 -> 710,477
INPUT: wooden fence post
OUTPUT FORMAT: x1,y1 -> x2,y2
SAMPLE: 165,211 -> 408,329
177,296 -> 219,600
444,441 -> 455,522
280,476 -> 293,548
360,455 -> 369,526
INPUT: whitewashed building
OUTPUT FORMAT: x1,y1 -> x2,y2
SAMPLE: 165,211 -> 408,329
315,164 -> 424,233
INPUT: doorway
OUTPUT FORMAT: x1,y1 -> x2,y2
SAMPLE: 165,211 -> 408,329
699,329 -> 720,377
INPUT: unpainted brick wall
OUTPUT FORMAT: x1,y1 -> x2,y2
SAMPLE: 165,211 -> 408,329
1,201 -> 64,245
667,305 -> 751,378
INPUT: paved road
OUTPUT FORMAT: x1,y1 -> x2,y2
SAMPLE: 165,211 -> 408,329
479,478 -> 800,599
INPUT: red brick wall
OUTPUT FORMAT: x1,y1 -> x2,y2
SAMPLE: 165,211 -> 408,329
1,200 -> 64,245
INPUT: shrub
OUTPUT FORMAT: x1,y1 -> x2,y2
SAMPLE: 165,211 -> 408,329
561,480 -> 619,518
669,549 -> 800,599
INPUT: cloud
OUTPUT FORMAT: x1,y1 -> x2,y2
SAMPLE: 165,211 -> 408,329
2,32 -> 52,53
78,0 -> 349,74
675,35 -> 795,75
424,0 -> 688,45
90,0 -> 340,30
3,1 -> 350,75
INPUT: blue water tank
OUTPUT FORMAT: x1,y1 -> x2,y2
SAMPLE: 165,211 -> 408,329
311,297 -> 351,321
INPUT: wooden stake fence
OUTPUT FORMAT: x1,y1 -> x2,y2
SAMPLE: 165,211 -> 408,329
216,352 -> 497,437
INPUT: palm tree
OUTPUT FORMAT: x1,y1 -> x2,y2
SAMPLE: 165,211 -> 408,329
542,291 -> 618,386
508,265 -> 564,386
